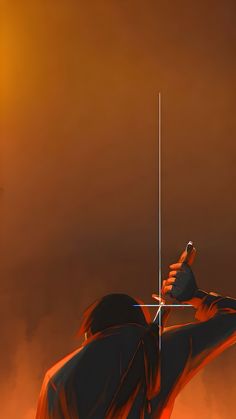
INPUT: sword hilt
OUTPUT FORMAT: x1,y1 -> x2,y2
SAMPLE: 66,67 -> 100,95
186,241 -> 194,253
181,241 -> 196,265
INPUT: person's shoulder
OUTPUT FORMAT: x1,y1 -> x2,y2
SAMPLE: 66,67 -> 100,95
161,323 -> 194,356
44,346 -> 83,386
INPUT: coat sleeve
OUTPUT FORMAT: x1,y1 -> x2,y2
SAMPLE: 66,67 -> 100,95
173,291 -> 236,387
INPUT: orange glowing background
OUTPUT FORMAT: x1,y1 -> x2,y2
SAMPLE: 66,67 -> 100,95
1,1 -> 236,418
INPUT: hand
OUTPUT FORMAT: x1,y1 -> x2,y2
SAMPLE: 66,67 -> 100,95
162,245 -> 198,303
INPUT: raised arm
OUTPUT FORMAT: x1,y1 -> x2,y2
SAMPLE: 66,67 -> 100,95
162,246 -> 236,386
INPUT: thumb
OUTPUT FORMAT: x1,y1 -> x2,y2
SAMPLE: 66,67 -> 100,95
178,242 -> 196,266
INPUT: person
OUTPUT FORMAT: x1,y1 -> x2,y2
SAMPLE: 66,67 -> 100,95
36,245 -> 236,418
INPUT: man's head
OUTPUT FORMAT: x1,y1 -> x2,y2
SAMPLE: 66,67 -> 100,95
79,293 -> 151,338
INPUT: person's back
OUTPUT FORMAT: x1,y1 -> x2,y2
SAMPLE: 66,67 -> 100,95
36,294 -> 160,418
37,324 -> 154,418
36,248 -> 236,418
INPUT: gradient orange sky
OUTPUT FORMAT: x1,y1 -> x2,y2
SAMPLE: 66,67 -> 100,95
1,1 -> 236,418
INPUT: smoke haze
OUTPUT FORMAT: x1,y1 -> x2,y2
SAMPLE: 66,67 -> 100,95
1,1 -> 236,417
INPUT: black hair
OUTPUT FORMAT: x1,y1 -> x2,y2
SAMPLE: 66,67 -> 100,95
79,293 -> 150,335
78,293 -> 160,417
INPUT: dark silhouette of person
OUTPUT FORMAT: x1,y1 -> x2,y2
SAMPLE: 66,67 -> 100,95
36,246 -> 236,418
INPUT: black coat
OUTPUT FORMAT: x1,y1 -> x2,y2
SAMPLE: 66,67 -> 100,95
36,292 -> 236,418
